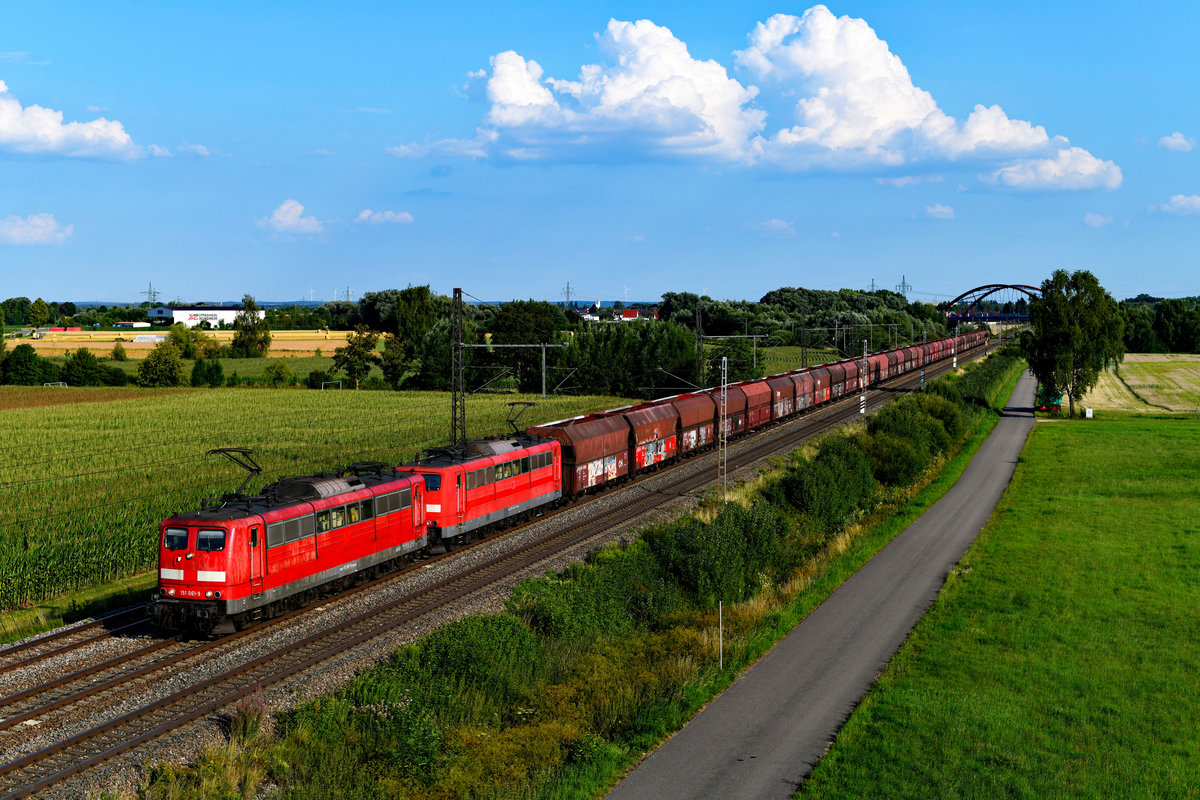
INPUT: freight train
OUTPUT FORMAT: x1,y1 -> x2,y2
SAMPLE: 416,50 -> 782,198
151,331 -> 987,634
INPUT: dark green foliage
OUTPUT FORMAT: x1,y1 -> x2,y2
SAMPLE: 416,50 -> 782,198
101,365 -> 128,386
0,343 -> 58,385
190,358 -> 224,388
263,359 -> 294,387
379,333 -> 417,389
61,348 -> 105,386
778,435 -> 876,535
306,369 -> 331,389
561,321 -> 698,397
331,325 -> 379,389
231,294 -> 272,358
510,544 -> 682,639
1023,269 -> 1124,416
645,503 -> 788,606
28,297 -> 50,328
136,341 -> 188,387
110,342 -> 127,361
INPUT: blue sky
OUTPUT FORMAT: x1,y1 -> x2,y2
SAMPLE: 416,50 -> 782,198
2,2 -> 1198,305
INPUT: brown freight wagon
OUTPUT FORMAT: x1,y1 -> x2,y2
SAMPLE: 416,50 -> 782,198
666,392 -> 717,455
790,370 -> 815,411
766,374 -> 796,421
739,380 -> 772,430
827,362 -> 847,399
527,414 -> 628,497
709,385 -> 749,438
618,402 -> 680,473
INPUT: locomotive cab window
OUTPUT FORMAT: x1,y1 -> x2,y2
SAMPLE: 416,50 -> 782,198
250,527 -> 259,547
360,498 -> 374,520
422,474 -> 441,491
196,528 -> 226,552
164,527 -> 188,551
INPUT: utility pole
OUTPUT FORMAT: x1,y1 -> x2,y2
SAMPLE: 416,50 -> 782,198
860,339 -> 867,416
451,288 -> 466,449
895,274 -> 912,296
563,281 -> 573,310
801,308 -> 807,368
720,356 -> 728,503
695,303 -> 704,386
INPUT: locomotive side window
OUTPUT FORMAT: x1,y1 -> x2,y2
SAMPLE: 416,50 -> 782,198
348,503 -> 361,524
267,522 -> 285,548
164,527 -> 188,551
299,514 -> 315,538
316,510 -> 331,533
330,507 -> 345,529
521,456 -> 531,474
250,527 -> 259,547
361,498 -> 374,520
400,487 -> 412,510
196,528 -> 226,552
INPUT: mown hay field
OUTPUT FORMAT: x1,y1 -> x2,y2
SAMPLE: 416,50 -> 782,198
22,329 -> 352,358
0,387 -> 631,610
1083,353 -> 1200,413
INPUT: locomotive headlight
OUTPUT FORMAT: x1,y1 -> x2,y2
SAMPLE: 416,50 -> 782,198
205,590 -> 214,599
167,588 -> 176,597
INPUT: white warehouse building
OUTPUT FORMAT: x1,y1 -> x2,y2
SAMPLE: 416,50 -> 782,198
147,306 -> 264,328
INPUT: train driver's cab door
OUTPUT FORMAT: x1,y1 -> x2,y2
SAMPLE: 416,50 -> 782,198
249,525 -> 264,597
456,472 -> 465,523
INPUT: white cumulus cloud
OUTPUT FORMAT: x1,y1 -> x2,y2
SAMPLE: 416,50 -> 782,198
1158,131 -> 1195,152
260,200 -> 324,234
744,218 -> 795,235
0,79 -> 139,159
395,6 -> 1118,191
395,18 -> 764,163
356,209 -> 414,224
1150,194 -> 1200,215
925,203 -> 954,219
1083,213 -> 1113,228
0,212 -> 73,244
988,147 -> 1122,190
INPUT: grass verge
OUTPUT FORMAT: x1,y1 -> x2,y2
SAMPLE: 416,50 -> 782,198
0,571 -> 156,644
797,413 -> 1200,799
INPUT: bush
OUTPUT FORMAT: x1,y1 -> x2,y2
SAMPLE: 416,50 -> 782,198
190,358 -> 224,388
778,435 -> 875,536
264,359 -> 294,387
110,342 -> 127,361
137,342 -> 188,387
61,348 -> 105,386
102,365 -> 128,386
307,369 -> 331,389
863,430 -> 926,486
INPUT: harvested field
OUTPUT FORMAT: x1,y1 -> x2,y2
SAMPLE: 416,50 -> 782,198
18,329 -> 352,358
1082,354 -> 1200,413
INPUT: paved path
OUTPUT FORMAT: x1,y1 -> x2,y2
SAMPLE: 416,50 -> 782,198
607,373 -> 1037,800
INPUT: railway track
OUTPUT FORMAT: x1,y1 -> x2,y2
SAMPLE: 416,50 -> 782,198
0,605 -> 149,677
0,345 -> 986,798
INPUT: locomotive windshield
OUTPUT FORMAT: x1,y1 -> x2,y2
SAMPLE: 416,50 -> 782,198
422,474 -> 441,491
196,528 -> 227,552
164,527 -> 188,551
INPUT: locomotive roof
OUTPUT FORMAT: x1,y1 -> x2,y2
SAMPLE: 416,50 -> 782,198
169,465 -> 416,523
409,434 -> 549,469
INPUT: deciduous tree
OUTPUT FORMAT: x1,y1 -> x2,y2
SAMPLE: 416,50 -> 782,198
1023,269 -> 1124,417
137,341 -> 189,387
332,325 -> 379,389
231,295 -> 271,358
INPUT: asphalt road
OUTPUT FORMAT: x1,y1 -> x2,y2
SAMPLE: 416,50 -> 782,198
607,372 -> 1037,800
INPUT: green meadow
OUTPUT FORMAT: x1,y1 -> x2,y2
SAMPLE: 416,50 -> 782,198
799,413 -> 1200,799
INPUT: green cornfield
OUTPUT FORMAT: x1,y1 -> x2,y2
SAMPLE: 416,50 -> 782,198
0,387 -> 631,610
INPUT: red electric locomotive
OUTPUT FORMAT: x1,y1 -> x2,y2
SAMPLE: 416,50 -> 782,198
152,454 -> 427,635
407,434 -> 562,549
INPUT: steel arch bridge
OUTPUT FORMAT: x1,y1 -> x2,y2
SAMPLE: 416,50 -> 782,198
943,283 -> 1041,326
